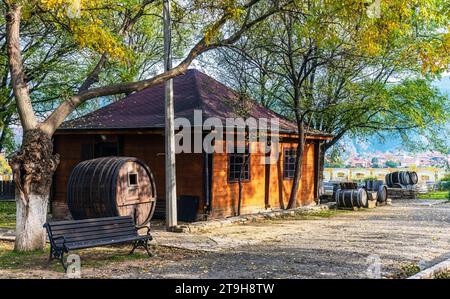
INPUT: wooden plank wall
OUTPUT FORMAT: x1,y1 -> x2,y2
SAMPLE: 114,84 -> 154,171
53,135 -> 94,218
52,133 -> 205,220
210,140 -> 317,218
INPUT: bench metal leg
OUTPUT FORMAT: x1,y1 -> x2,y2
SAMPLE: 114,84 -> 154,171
129,239 -> 153,257
60,251 -> 67,271
47,246 -> 67,271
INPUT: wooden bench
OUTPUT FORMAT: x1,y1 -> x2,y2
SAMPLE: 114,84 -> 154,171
44,216 -> 153,270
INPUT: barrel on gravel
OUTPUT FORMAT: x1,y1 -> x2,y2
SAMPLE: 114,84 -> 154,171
365,180 -> 384,191
335,188 -> 368,208
409,171 -> 418,185
67,157 -> 157,226
385,171 -> 417,188
376,185 -> 388,203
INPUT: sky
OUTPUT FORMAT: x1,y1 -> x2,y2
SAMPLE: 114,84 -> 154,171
354,75 -> 449,154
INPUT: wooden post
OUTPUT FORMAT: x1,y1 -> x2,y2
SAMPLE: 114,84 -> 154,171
163,0 -> 177,230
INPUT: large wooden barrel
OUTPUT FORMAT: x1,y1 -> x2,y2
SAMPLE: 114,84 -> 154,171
335,188 -> 368,208
67,157 -> 157,226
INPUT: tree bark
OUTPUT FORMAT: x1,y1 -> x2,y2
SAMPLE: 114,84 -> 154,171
14,193 -> 49,251
6,4 -> 37,131
237,152 -> 249,216
287,123 -> 305,209
10,129 -> 59,251
317,143 -> 326,197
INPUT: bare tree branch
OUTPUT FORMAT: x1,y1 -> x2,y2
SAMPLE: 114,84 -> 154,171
6,4 -> 37,131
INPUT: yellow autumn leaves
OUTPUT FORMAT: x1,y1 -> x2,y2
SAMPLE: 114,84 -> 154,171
18,0 -> 449,75
36,0 -> 128,61
72,22 -> 127,62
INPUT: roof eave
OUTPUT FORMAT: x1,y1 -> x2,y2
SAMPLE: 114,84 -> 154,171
55,126 -> 333,139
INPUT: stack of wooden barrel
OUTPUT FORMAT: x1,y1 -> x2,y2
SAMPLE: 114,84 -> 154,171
335,179 -> 389,209
385,171 -> 418,200
335,188 -> 369,209
364,180 -> 388,204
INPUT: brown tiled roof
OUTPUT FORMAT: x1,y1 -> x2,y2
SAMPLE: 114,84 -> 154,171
60,69 -> 331,136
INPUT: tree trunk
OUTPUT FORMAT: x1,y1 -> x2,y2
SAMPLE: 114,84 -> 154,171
287,122 -> 305,209
287,139 -> 305,209
10,129 -> 59,251
237,152 -> 249,216
15,193 -> 49,251
317,143 -> 326,198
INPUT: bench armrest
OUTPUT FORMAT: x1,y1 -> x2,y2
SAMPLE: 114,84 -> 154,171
135,225 -> 151,236
50,235 -> 67,249
43,224 -> 66,248
53,236 -> 66,242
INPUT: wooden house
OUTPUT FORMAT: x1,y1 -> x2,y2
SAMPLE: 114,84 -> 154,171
51,69 -> 332,221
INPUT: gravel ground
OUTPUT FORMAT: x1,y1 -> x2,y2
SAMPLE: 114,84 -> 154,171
1,199 -> 450,279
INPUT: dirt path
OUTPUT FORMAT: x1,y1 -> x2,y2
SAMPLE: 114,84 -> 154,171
1,199 -> 450,279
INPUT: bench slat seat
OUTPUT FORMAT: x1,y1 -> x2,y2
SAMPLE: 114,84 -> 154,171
65,235 -> 151,250
44,215 -> 152,270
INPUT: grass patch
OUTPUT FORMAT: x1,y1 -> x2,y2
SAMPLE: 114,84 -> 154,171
0,240 -> 152,273
0,201 -> 15,229
274,208 -> 350,221
434,271 -> 450,279
0,241 -> 52,271
394,262 -> 421,278
418,191 -> 449,200
300,209 -> 349,218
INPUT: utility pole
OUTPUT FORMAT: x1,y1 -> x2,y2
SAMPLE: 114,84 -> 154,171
163,0 -> 177,230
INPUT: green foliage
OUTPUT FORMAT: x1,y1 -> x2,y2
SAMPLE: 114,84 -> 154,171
0,201 -> 15,229
440,174 -> 450,182
0,155 -> 11,175
385,160 -> 399,168
363,177 -> 379,182
438,181 -> 450,191
437,175 -> 450,191
324,146 -> 345,168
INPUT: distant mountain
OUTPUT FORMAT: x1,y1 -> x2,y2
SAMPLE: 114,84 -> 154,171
355,76 -> 450,154
354,135 -> 402,154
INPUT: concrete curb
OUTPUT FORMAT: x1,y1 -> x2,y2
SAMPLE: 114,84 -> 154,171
0,228 -> 15,242
0,236 -> 14,242
408,258 -> 450,279
173,203 -> 333,233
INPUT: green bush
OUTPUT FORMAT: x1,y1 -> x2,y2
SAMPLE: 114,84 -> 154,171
418,191 -> 449,200
363,177 -> 379,182
0,201 -> 15,229
441,181 -> 450,191
441,174 -> 450,182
